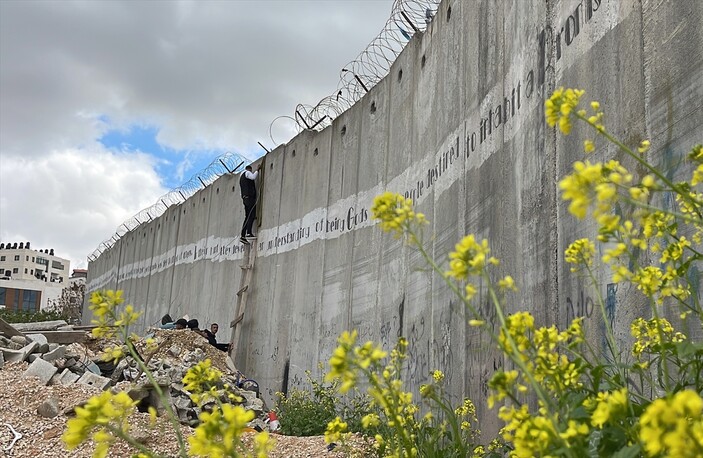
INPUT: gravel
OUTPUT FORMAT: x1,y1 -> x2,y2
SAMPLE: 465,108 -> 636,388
0,360 -> 374,457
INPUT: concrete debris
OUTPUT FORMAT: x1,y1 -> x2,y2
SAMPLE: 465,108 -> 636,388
77,371 -> 111,390
27,333 -> 48,345
23,357 -> 58,385
1,323 -> 277,437
11,320 -> 68,332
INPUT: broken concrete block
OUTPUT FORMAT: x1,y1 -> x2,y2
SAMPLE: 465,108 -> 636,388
2,340 -> 39,362
27,333 -> 48,345
33,343 -> 50,354
37,397 -> 60,418
58,368 -> 80,385
27,353 -> 40,362
48,343 -> 59,351
42,345 -> 66,362
77,371 -> 110,390
23,357 -> 58,385
0,350 -> 4,369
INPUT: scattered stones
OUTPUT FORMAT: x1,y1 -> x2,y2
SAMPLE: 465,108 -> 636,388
37,397 -> 61,418
10,335 -> 28,345
23,357 -> 58,385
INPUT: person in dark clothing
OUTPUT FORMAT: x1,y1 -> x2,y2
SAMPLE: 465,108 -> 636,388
240,164 -> 260,244
204,323 -> 229,352
174,318 -> 188,329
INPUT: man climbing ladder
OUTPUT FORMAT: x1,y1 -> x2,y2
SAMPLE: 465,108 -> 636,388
240,164 -> 260,244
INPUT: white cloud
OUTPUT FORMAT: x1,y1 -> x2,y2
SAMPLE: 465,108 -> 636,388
0,146 -> 166,269
0,0 -> 394,271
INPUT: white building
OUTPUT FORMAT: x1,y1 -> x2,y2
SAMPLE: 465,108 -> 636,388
0,242 -> 71,312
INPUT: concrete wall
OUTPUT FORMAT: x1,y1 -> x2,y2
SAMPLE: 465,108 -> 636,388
86,0 -> 703,433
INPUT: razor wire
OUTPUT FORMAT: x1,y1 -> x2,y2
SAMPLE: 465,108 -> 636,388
89,0 -> 440,262
290,0 -> 440,134
88,152 -> 248,260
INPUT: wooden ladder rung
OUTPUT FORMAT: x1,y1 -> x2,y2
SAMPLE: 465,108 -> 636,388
230,313 -> 245,328
236,285 -> 248,295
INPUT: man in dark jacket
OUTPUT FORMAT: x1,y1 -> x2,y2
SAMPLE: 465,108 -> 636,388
240,164 -> 260,244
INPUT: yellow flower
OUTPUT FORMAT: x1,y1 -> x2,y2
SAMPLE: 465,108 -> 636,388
188,404 -> 257,457
638,139 -> 651,154
588,388 -> 628,428
324,417 -> 349,444
565,238 -> 595,271
432,370 -> 445,383
371,192 -> 427,237
446,235 -> 497,280
498,275 -> 518,291
63,391 -> 137,452
545,87 -> 585,135
640,390 -> 703,457
584,140 -> 595,153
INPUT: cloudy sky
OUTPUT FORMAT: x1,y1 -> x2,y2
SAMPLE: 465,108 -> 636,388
0,0 -> 395,270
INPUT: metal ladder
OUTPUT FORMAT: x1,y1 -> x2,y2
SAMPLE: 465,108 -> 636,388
229,240 -> 257,356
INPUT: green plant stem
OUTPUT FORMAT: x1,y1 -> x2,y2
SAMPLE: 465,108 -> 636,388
106,424 -> 166,458
576,112 -> 703,217
122,329 -> 188,457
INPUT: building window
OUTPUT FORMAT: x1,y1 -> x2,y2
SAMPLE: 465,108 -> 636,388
0,256 -> 5,261
26,256 -> 29,261
36,257 -> 48,266
30,269 -> 33,275
52,260 -> 65,270
14,255 -> 19,261
24,268 -> 28,274
22,290 -> 38,312
12,268 -> 18,274
3,270 -> 10,277
32,257 -> 35,262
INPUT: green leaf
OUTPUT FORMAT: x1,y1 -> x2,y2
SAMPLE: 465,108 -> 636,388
611,444 -> 642,458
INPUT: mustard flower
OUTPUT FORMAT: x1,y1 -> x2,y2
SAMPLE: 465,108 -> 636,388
325,330 -> 359,393
545,87 -> 585,134
63,391 -> 137,454
188,404 -> 259,457
631,317 -> 686,357
371,192 -> 427,237
432,370 -> 445,383
640,390 -> 703,457
638,139 -> 651,154
324,417 -> 349,444
446,235 -> 498,280
586,388 -> 628,428
565,238 -> 595,272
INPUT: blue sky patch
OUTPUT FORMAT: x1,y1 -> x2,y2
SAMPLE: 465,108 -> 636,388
99,123 -> 227,189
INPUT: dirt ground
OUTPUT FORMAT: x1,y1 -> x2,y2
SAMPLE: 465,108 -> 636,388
0,362 -> 373,457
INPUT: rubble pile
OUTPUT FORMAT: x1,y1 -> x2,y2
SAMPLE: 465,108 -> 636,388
0,321 -> 374,457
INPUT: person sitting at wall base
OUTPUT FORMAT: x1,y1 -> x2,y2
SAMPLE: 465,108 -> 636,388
160,314 -> 176,329
174,318 -> 188,330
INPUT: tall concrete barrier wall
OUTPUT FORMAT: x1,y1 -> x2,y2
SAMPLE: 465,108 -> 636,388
86,0 -> 703,433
